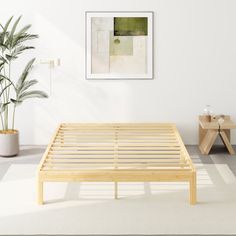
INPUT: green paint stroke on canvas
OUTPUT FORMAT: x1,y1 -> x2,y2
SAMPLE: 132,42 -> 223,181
110,32 -> 133,56
114,17 -> 148,36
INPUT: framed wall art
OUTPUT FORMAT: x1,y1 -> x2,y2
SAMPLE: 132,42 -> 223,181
85,11 -> 154,80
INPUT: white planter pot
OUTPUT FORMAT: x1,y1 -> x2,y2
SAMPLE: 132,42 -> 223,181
0,131 -> 19,157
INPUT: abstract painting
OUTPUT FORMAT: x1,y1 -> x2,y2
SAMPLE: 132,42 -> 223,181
86,12 -> 153,79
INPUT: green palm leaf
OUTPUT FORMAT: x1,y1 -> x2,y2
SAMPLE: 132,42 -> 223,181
14,59 -> 48,105
0,74 -> 15,87
0,62 -> 5,72
12,33 -> 38,46
12,24 -> 31,47
19,79 -> 38,93
0,102 -> 10,113
7,45 -> 35,61
0,16 -> 13,45
18,90 -> 48,101
16,24 -> 31,36
0,55 -> 7,64
10,99 -> 22,106
0,82 -> 12,97
16,58 -> 35,90
7,16 -> 22,48
3,16 -> 13,34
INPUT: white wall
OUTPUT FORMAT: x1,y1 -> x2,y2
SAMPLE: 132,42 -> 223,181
1,0 -> 236,145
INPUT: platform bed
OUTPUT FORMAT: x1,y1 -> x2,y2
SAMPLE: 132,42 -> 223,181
37,123 -> 196,205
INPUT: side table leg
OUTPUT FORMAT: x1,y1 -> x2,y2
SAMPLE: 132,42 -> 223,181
199,130 -> 218,155
219,131 -> 235,155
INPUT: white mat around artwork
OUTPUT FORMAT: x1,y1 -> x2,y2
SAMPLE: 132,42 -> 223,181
0,161 -> 236,235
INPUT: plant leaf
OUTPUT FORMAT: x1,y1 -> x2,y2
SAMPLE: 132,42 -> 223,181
0,55 -> 7,63
0,75 -> 16,93
8,46 -> 35,61
16,24 -> 31,36
18,79 -> 38,95
0,62 -> 4,72
12,24 -> 31,47
18,90 -> 48,101
0,16 -> 13,45
16,58 -> 35,91
12,33 -> 38,47
7,16 -> 22,48
0,102 -> 10,113
0,41 -> 9,50
10,99 -> 22,106
5,54 -> 17,61
0,82 -> 12,97
3,16 -> 13,34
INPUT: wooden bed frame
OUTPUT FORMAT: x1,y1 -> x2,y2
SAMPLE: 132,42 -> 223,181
37,123 -> 196,205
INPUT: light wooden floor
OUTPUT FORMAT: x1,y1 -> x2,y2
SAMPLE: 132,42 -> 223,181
0,145 -> 236,235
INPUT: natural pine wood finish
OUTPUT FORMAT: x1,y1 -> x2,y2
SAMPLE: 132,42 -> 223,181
37,123 -> 196,205
219,131 -> 235,155
199,115 -> 236,155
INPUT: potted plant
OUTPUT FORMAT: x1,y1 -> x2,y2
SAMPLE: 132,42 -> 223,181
0,16 -> 48,157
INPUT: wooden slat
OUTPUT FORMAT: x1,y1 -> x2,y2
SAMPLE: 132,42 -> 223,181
40,168 -> 193,172
43,163 -> 190,168
56,135 -> 176,139
49,150 -> 180,154
47,155 -> 182,159
50,147 -> 181,151
55,138 -> 178,141
45,158 -> 186,164
52,143 -> 180,147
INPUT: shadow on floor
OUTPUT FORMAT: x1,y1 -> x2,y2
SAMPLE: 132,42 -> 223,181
19,147 -> 45,157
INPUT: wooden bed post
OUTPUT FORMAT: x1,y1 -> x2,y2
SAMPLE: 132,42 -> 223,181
38,179 -> 44,205
189,170 -> 196,205
37,125 -> 61,205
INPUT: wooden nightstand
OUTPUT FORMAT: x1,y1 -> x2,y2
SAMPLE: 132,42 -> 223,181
199,115 -> 236,155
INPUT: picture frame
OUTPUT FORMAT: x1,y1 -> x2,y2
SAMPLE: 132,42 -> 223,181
85,11 -> 154,80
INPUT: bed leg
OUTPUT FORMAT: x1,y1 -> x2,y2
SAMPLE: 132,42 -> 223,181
38,180 -> 44,205
189,171 -> 197,205
114,182 -> 118,199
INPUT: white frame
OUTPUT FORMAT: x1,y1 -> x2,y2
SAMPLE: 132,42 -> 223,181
85,11 -> 154,80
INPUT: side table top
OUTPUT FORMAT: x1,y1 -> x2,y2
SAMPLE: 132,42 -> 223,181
199,115 -> 236,130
